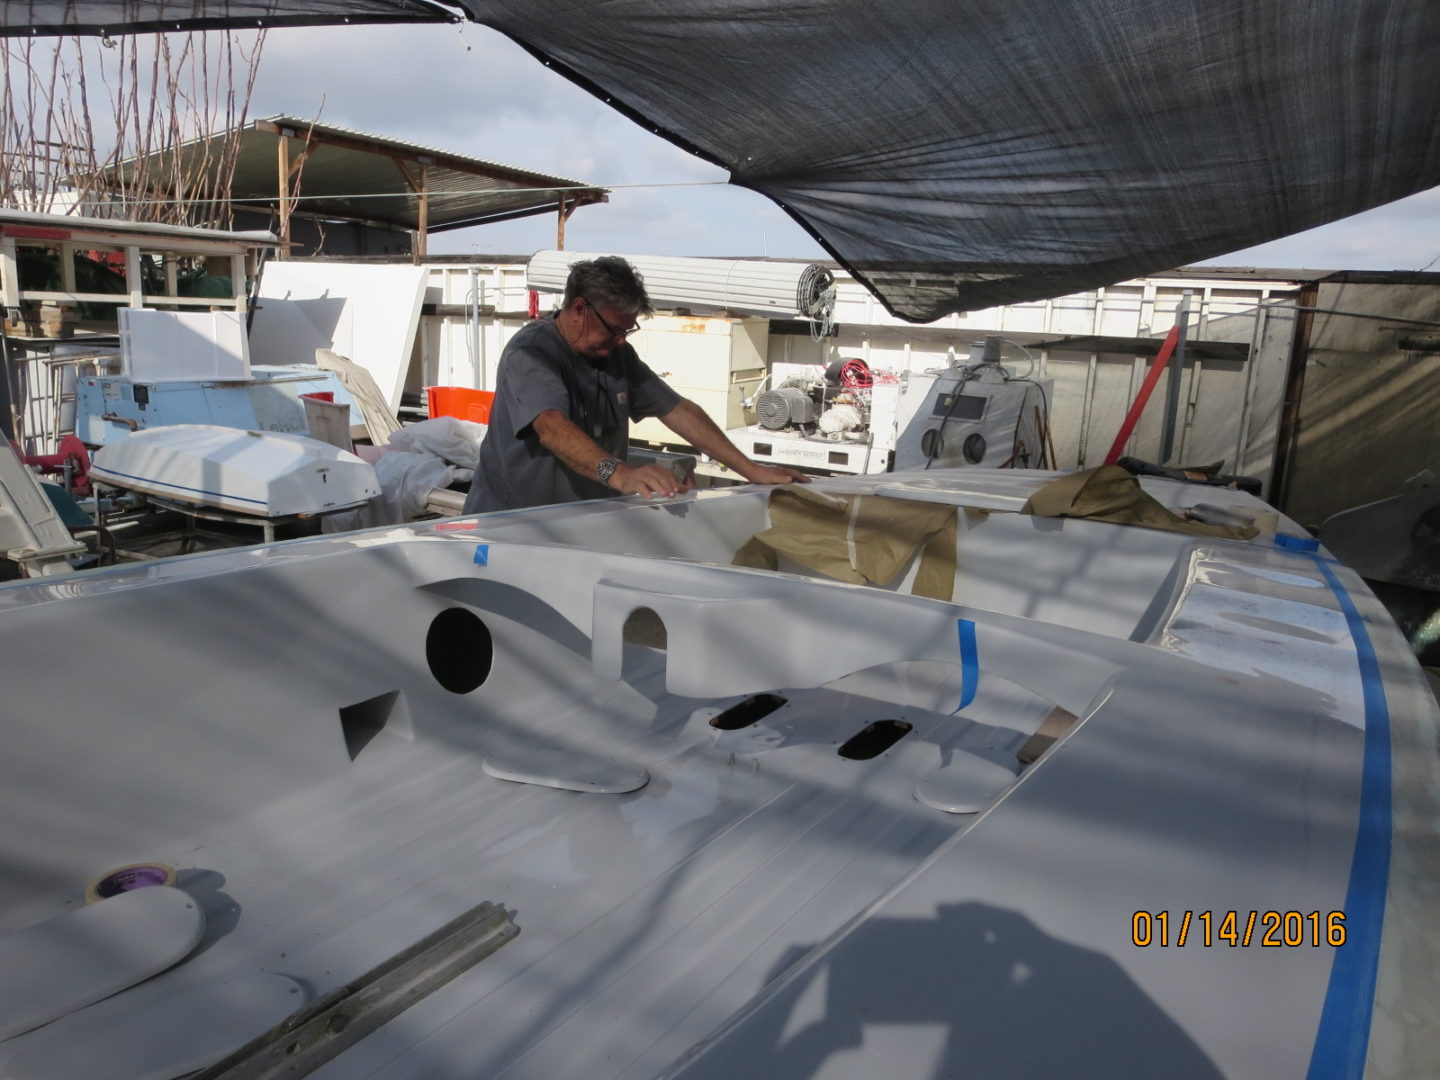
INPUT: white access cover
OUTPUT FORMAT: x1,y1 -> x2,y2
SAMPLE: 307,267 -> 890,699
0,972 -> 306,1080
0,885 -> 205,1042
90,424 -> 379,518
118,308 -> 251,383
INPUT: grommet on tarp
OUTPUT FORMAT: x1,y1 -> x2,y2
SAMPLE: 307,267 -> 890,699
1275,533 -> 1321,553
84,863 -> 177,904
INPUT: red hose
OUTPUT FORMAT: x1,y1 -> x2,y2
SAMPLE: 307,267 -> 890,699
839,358 -> 872,389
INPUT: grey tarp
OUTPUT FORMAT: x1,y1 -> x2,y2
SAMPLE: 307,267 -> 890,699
9,1 -> 1440,322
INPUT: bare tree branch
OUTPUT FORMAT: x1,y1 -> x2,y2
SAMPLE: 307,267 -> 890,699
1,30 -> 266,228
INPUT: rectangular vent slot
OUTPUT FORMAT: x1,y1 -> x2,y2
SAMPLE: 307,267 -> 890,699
838,719 -> 913,760
339,690 -> 412,761
710,693 -> 787,730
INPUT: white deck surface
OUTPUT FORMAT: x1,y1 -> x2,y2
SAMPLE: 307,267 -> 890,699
0,469 -> 1435,1079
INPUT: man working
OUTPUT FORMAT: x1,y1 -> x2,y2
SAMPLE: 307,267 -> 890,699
463,255 -> 809,513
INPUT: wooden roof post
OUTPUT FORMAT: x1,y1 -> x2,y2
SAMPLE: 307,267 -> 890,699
557,193 -> 579,250
415,161 -> 429,263
276,130 -> 291,260
393,157 -> 431,264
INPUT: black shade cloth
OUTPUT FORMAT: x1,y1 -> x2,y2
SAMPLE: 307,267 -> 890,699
9,1 -> 1440,323
0,1 -> 458,35
458,0 -> 1440,322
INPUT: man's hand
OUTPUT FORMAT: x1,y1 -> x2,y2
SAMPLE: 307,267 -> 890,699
656,399 -> 814,490
742,463 -> 811,486
609,462 -> 696,499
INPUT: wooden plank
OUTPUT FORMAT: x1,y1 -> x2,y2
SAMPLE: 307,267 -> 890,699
416,163 -> 429,260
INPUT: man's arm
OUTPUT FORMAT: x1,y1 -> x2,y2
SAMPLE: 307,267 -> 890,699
657,398 -> 811,486
531,409 -> 688,498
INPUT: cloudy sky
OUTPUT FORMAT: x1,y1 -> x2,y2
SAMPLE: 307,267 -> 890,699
100,20 -> 1440,275
247,23 -> 792,261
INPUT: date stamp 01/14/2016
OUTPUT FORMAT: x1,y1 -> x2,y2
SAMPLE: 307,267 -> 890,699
1132,911 -> 1347,948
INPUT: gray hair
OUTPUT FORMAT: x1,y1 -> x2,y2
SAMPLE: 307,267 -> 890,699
562,256 -> 653,316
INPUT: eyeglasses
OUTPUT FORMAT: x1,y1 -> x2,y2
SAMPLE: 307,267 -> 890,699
585,298 -> 641,340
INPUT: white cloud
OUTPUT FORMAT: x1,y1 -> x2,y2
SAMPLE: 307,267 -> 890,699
249,24 -> 556,131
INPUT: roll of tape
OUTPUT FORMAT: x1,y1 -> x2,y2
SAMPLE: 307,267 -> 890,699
83,863 -> 177,904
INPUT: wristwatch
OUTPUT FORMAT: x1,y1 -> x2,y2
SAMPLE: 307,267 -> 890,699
595,457 -> 623,484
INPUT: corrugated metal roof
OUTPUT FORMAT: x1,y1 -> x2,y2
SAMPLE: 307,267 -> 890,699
96,115 -> 607,235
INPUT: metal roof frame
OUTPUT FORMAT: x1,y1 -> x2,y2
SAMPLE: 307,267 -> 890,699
92,115 -> 608,257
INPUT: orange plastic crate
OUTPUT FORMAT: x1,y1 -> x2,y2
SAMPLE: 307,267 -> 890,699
426,386 -> 495,425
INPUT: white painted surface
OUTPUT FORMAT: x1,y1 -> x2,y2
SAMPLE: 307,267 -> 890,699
90,424 -> 380,517
528,251 -> 829,319
0,973 -> 305,1080
628,315 -> 768,442
0,886 -> 204,1041
0,470 -> 1431,1079
913,750 -> 1020,813
118,308 -> 251,383
482,747 -> 650,793
250,262 -> 428,411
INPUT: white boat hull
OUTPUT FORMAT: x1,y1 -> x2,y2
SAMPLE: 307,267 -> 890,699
0,469 -> 1434,1079
89,424 -> 379,518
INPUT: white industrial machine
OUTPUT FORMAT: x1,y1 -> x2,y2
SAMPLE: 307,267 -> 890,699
727,337 -> 1053,475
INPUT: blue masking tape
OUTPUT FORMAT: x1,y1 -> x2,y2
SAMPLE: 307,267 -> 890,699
1275,533 -> 1321,553
473,544 -> 489,566
956,619 -> 978,711
1304,557 -> 1392,1080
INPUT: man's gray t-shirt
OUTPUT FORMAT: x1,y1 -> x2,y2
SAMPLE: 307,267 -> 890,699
463,315 -> 681,513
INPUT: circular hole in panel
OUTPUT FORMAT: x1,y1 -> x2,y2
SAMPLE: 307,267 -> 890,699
427,607 -> 493,694
962,432 -> 986,464
920,428 -> 943,460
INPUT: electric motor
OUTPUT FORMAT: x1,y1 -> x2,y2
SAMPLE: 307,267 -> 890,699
755,386 -> 817,430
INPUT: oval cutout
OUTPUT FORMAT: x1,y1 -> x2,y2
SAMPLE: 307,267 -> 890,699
710,693 -> 787,731
426,607 -> 494,694
838,719 -> 913,760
